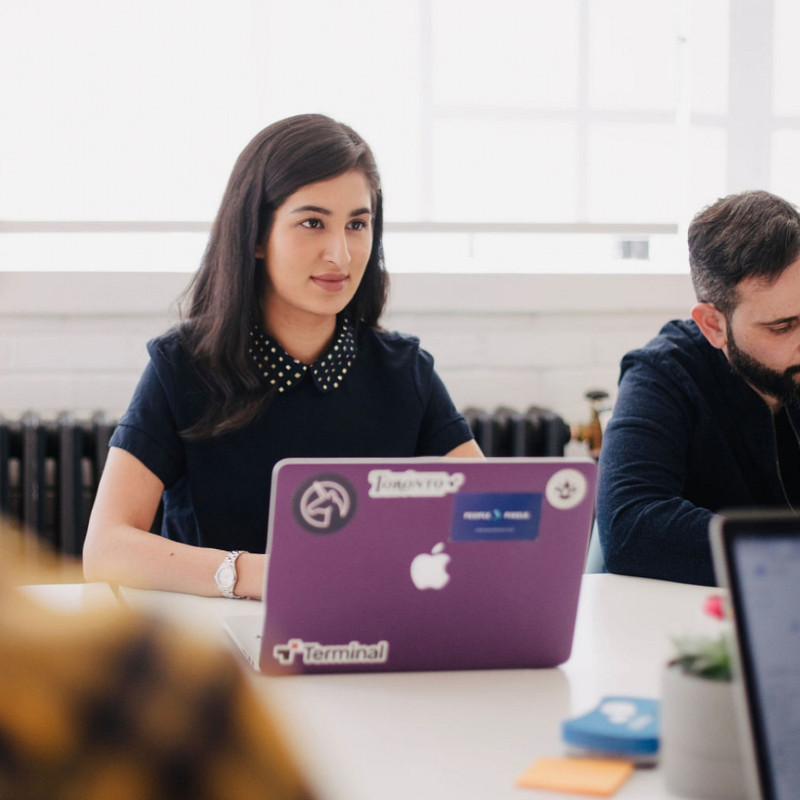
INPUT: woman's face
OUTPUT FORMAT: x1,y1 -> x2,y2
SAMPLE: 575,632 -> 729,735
258,169 -> 373,329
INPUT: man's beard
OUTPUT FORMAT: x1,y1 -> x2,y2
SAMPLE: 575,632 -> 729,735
727,325 -> 800,406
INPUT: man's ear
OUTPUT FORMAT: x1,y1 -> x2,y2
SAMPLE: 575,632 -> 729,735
691,302 -> 728,349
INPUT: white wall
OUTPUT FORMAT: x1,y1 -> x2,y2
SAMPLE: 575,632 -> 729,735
0,272 -> 696,428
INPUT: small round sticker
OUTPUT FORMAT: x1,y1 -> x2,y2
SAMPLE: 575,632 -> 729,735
545,468 -> 588,510
293,473 -> 357,533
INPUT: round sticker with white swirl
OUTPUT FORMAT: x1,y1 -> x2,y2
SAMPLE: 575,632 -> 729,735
293,474 -> 357,533
545,468 -> 588,510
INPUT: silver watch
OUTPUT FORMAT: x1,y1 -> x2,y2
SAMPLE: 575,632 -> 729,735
214,550 -> 247,599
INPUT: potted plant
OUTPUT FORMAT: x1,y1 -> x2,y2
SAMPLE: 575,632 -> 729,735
668,633 -> 732,681
660,600 -> 746,800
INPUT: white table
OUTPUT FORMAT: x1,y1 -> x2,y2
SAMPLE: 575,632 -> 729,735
23,575 -> 721,800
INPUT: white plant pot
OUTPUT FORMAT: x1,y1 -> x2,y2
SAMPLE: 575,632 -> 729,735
661,665 -> 747,799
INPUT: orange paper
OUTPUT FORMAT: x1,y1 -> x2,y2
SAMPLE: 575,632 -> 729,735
517,757 -> 634,796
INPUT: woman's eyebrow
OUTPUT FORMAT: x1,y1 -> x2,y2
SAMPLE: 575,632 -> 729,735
289,204 -> 372,217
289,204 -> 331,215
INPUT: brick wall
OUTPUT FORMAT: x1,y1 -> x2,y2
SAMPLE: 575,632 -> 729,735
0,272 -> 696,427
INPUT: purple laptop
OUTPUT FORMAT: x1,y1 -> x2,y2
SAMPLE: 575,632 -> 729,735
225,456 -> 597,674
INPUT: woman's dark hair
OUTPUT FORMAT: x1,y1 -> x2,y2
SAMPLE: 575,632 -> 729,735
179,114 -> 388,438
688,190 -> 800,315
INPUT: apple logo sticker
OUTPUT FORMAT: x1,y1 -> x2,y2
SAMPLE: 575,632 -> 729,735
410,542 -> 451,590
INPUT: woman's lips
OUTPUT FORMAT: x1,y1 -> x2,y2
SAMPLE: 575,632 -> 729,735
311,274 -> 348,292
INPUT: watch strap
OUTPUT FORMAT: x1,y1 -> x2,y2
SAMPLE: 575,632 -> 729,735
215,550 -> 247,599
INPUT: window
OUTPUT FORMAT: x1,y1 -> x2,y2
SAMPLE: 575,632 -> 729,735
0,0 -> 793,273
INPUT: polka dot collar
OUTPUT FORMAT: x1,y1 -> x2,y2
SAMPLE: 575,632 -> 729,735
248,317 -> 358,394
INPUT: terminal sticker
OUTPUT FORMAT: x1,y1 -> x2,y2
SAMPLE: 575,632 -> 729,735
451,492 -> 542,541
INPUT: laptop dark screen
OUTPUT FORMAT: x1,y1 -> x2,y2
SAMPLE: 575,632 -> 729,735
712,512 -> 800,800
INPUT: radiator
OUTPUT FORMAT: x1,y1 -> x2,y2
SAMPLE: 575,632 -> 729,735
0,406 -> 569,554
0,412 -> 116,556
462,406 -> 571,457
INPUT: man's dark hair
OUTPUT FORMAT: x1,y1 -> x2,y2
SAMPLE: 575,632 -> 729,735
688,190 -> 800,315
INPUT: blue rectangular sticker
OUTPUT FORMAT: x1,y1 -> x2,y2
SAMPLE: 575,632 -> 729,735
451,492 -> 542,541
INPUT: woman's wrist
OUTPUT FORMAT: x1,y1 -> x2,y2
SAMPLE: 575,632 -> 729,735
233,552 -> 266,600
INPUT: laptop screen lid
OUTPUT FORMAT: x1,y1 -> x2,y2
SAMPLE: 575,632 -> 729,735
256,456 -> 596,675
710,510 -> 800,800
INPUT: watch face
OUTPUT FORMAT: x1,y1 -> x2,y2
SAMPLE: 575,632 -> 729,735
216,564 -> 236,590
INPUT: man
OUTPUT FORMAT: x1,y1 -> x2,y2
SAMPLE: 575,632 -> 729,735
597,190 -> 800,585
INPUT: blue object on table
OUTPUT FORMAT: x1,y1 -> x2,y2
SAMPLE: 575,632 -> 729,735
562,696 -> 660,757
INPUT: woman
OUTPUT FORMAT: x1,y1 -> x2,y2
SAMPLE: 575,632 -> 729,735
83,114 -> 482,598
